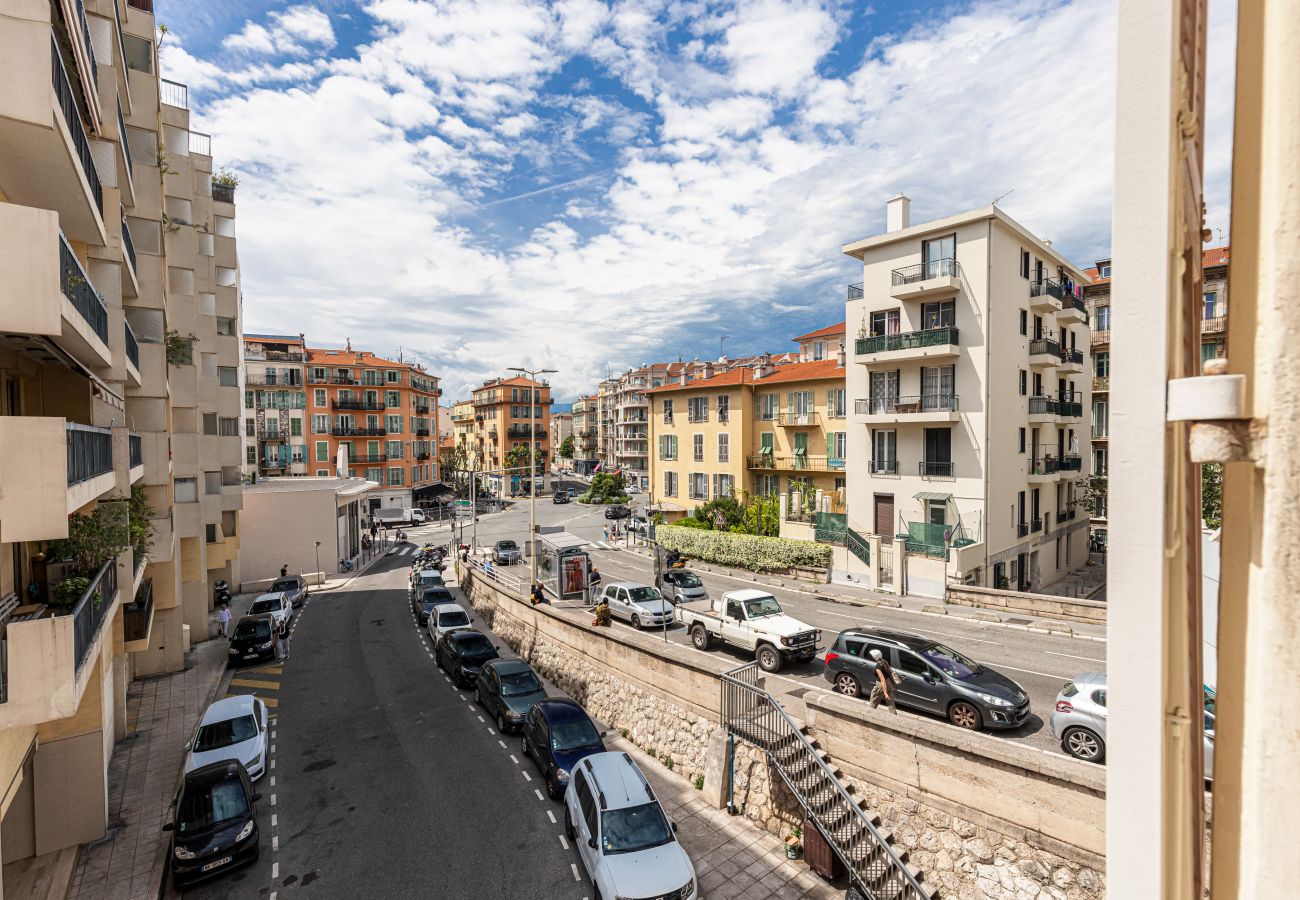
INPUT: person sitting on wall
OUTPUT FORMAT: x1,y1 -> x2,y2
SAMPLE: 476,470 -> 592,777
592,598 -> 611,627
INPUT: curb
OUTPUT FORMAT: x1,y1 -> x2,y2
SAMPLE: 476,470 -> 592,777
921,604 -> 947,615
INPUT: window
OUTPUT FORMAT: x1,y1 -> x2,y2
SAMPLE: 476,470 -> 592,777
312,414 -> 329,433
1094,448 -> 1108,477
315,441 -> 329,462
715,474 -> 735,497
203,413 -> 218,435
313,389 -> 326,406
1205,290 -> 1219,317
869,371 -> 900,412
1019,427 -> 1026,453
216,317 -> 235,336
244,390 -> 254,409
787,390 -> 814,417
920,365 -> 954,407
1019,369 -> 1027,396
385,415 -> 402,434
717,395 -> 730,423
290,418 -> 302,436
245,418 -> 255,437
1094,305 -> 1111,331
658,435 -> 677,460
693,433 -> 704,462
826,388 -> 846,418
1094,352 -> 1110,377
218,366 -> 238,387
387,468 -> 404,485
920,300 -> 955,329
922,234 -> 956,275
386,391 -> 400,408
830,432 -> 846,463
688,397 -> 709,422
1017,491 -> 1027,527
922,428 -> 952,476
174,477 -> 198,503
717,432 -> 729,462
1020,248 -> 1030,279
1093,400 -> 1109,437
385,370 -> 400,383
246,446 -> 256,464
661,399 -> 674,423
219,417 -> 239,437
754,474 -> 778,495
758,394 -> 779,420
1100,263 -> 1113,278
123,33 -> 153,73
871,430 -> 896,472
688,473 -> 709,500
663,471 -> 678,497
869,309 -> 900,336
205,524 -> 217,543
1201,342 -> 1222,364
1019,309 -> 1028,335
813,340 -> 826,361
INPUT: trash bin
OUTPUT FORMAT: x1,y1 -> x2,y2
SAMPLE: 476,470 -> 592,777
802,816 -> 843,880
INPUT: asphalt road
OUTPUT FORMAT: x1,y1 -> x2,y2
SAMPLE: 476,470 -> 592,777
180,549 -> 589,899
403,489 -> 1108,756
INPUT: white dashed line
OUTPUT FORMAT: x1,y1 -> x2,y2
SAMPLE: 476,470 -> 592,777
272,861 -> 280,878
477,715 -> 485,723
272,814 -> 278,827
535,789 -> 546,801
570,863 -> 581,881
522,771 -> 532,782
273,835 -> 279,851
271,730 -> 277,739
499,740 -> 508,749
270,776 -> 276,787
559,834 -> 569,850
547,810 -> 556,824
488,727 -> 496,735
271,743 -> 276,753
270,759 -> 276,770
510,755 -> 519,764
270,793 -> 277,806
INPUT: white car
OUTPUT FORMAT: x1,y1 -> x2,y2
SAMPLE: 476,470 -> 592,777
247,592 -> 292,629
427,602 -> 473,642
183,695 -> 270,780
565,752 -> 698,900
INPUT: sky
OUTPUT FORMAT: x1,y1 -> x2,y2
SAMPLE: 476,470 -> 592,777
156,0 -> 1238,403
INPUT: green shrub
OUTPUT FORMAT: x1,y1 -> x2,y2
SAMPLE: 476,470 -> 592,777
693,774 -> 704,790
662,755 -> 674,771
54,576 -> 91,609
656,524 -> 831,571
620,728 -> 629,739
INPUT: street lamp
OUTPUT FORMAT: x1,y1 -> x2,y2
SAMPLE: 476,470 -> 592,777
508,366 -> 557,585
314,541 -> 322,587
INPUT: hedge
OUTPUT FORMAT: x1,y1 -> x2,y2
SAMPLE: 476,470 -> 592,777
656,525 -> 832,572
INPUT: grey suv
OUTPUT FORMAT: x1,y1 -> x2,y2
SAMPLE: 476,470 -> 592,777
269,575 -> 308,609
822,627 -> 1030,730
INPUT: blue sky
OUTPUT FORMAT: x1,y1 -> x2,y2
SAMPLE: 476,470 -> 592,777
157,0 -> 1236,402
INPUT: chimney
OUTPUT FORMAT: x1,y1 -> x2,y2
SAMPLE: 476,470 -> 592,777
703,361 -> 715,380
836,341 -> 846,368
679,369 -> 688,386
886,193 -> 911,232
754,352 -> 774,379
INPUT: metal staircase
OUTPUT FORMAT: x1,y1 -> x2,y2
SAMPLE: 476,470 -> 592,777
721,663 -> 934,900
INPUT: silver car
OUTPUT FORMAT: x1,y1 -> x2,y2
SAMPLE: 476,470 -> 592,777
1050,672 -> 1215,779
599,582 -> 673,629
658,569 -> 707,604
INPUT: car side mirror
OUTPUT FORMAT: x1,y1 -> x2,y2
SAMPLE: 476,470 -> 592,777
588,837 -> 597,849
184,741 -> 191,751
671,821 -> 678,833
251,793 -> 262,802
161,822 -> 174,832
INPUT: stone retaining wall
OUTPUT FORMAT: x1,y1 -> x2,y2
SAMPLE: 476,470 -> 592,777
945,584 -> 1108,625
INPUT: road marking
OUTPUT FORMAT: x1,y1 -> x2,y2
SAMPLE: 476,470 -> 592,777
571,863 -> 581,881
488,727 -> 496,735
547,810 -> 556,824
271,730 -> 277,739
443,676 -> 451,682
272,814 -> 278,827
499,740 -> 508,749
271,743 -> 276,753
477,716 -> 485,723
270,776 -> 276,787
1044,650 -> 1107,663
522,771 -> 531,781
260,697 -> 280,708
559,834 -> 569,850
231,678 -> 280,690
270,759 -> 276,770
273,835 -> 279,851
979,661 -> 1073,680
536,789 -> 546,801
272,861 -> 279,879
510,754 -> 519,764
270,793 -> 277,806
910,628 -> 1000,645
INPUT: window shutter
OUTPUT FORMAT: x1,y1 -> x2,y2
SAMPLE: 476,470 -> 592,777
761,432 -> 773,454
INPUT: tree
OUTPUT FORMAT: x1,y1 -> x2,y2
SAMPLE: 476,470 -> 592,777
505,443 -> 545,475
1202,463 -> 1223,528
580,472 -> 629,504
559,435 -> 575,459
442,443 -> 475,497
1077,474 -> 1108,517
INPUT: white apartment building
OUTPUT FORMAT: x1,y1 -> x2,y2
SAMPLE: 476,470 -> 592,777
242,333 -> 308,478
842,196 -> 1091,598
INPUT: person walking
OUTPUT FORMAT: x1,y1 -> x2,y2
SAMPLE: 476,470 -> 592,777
276,616 -> 291,661
216,602 -> 232,638
280,563 -> 289,578
868,649 -> 899,714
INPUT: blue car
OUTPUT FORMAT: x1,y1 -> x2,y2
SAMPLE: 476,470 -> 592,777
520,699 -> 606,799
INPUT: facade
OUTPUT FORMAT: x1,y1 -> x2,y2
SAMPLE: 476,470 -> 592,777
469,376 -> 552,490
571,395 -> 599,473
0,0 -> 241,875
450,398 -> 476,468
239,477 -> 375,591
550,411 -> 574,456
596,378 -> 618,471
842,196 -> 1090,598
242,333 -> 306,478
1083,245 -> 1229,545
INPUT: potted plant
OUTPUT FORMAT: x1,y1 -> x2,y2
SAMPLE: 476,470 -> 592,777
785,824 -> 803,860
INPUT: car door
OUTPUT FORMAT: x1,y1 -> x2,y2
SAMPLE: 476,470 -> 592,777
720,598 -> 749,646
536,715 -> 554,775
893,649 -> 946,713
486,668 -> 503,719
573,770 -> 601,878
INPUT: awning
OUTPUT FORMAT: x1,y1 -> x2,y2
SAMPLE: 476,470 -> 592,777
913,492 -> 953,502
412,482 -> 455,501
535,530 -> 591,550
649,501 -> 685,512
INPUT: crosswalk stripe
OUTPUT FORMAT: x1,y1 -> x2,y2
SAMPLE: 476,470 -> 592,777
226,693 -> 279,707
230,678 -> 280,690
398,545 -> 412,556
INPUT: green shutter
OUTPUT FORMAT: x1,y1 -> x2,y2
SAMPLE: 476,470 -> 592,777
761,433 -> 774,459
794,432 -> 808,465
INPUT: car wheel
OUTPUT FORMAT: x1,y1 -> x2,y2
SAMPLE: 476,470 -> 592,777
631,614 -> 642,629
948,701 -> 982,730
834,673 -> 861,698
497,711 -> 509,734
521,734 -> 531,758
757,644 -> 782,673
690,624 -> 712,650
564,806 -> 576,840
474,686 -> 483,706
1062,726 -> 1106,763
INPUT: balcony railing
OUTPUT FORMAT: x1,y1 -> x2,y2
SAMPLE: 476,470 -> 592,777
245,349 -> 304,362
1059,399 -> 1084,418
333,400 -> 384,411
1092,425 -> 1109,439
1058,507 -> 1078,522
892,258 -> 961,285
1029,455 -> 1059,475
856,326 -> 959,356
120,216 -> 136,272
869,460 -> 898,474
1030,278 -> 1066,300
117,102 -> 133,175
66,423 -> 112,486
847,282 -> 864,300
73,559 -> 117,674
1059,454 -> 1083,472
1028,396 -> 1058,416
332,427 -> 386,437
126,0 -> 154,11
416,428 -> 432,437
212,183 -> 236,204
746,454 -> 839,471
1092,376 -> 1110,392
160,78 -> 188,109
856,394 -> 959,415
245,374 -> 303,387
349,453 -> 387,463
1029,337 -> 1061,357
309,375 -> 358,385
918,460 -> 954,478
188,130 -> 211,156
1031,516 -> 1044,533
128,432 -> 142,468
1061,295 -> 1089,322
124,577 -> 153,643
51,36 -> 103,213
1091,329 -> 1111,346
415,451 -> 431,461
59,233 -> 109,345
124,320 -> 140,369
257,430 -> 285,441
1017,522 -> 1030,538
1201,315 -> 1227,334
1061,348 -> 1084,365
776,411 -> 820,427
507,426 -> 545,438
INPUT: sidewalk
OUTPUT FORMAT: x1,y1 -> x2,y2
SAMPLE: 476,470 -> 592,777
608,736 -> 839,899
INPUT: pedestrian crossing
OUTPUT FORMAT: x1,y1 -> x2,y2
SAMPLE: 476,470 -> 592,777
227,664 -> 281,708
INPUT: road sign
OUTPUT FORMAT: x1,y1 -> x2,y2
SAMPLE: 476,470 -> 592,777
455,499 -> 472,508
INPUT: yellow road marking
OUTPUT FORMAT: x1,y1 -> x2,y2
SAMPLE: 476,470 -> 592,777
244,665 -> 284,675
230,678 -> 281,690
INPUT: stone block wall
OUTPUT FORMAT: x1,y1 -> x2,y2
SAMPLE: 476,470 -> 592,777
945,585 -> 1107,625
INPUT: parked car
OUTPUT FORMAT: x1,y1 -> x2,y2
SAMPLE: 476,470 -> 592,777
599,582 -> 674,629
522,699 -> 607,800
552,490 -> 571,504
412,586 -> 455,626
1050,672 -> 1215,778
184,695 -> 270,781
676,589 -> 820,672
247,593 -> 291,630
165,760 -> 261,888
564,752 -> 698,900
822,627 -> 1030,730
409,568 -> 445,598
435,630 -> 500,687
604,504 -> 631,520
227,615 -> 277,666
268,575 -> 308,609
493,540 -> 521,565
658,569 -> 707,604
626,515 -> 650,534
428,602 -> 473,642
475,659 -> 548,734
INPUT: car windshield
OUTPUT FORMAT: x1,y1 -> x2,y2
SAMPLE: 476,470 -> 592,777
674,572 -> 702,588
193,714 -> 258,752
177,777 -> 249,834
438,610 -> 470,627
422,593 -> 451,607
920,643 -> 982,679
498,541 -> 517,551
271,579 -> 298,593
627,586 -> 663,604
551,718 -> 602,752
742,596 -> 782,618
249,599 -> 281,615
600,802 -> 674,854
234,621 -> 271,640
457,635 -> 494,657
500,671 -> 542,697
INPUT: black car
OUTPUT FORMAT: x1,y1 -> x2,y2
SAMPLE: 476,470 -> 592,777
165,760 -> 260,887
227,615 -> 276,666
435,630 -> 499,687
521,699 -> 607,799
475,659 -> 548,734
413,586 -> 455,626
268,574 -> 308,609
604,504 -> 631,519
552,490 -> 571,504
822,627 -> 1031,730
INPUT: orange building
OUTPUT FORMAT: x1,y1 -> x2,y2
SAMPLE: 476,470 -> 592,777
471,376 -> 553,488
305,347 -> 441,508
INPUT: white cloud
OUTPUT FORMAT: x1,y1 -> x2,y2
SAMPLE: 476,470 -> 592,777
224,5 -> 336,56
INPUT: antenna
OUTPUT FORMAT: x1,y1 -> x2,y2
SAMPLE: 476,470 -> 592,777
992,188 -> 1015,206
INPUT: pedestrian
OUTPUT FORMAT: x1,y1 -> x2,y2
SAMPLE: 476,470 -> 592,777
868,649 -> 900,714
280,563 -> 289,578
603,524 -> 610,542
589,566 -> 602,587
216,602 -> 232,638
370,523 -> 378,541
276,616 -> 291,661
530,583 -> 546,606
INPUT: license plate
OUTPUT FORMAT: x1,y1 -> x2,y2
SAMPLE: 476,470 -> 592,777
201,856 -> 232,872
244,653 -> 259,659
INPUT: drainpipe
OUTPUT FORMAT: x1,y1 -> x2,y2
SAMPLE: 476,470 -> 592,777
725,732 -> 737,815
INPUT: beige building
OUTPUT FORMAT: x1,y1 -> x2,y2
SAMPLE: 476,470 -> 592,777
842,196 -> 1090,598
571,395 -> 599,473
239,477 -> 374,592
550,410 -> 574,456
0,0 -> 240,883
450,398 -> 476,467
470,376 -> 552,491
242,333 -> 307,478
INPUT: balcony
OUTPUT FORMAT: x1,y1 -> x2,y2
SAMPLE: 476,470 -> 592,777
1031,517 -> 1044,533
123,576 -> 154,651
349,453 -> 387,464
847,282 -> 864,300
1058,398 -> 1084,419
1058,294 -> 1088,325
1028,396 -> 1059,422
1092,376 -> 1110,392
1028,455 -> 1060,481
918,460 -> 955,478
124,319 -> 140,376
776,411 -> 821,427
66,422 -> 114,508
0,31 -> 105,244
869,460 -> 899,475
1017,522 -> 1030,538
1092,425 -> 1109,440
309,375 -> 360,385
854,394 -> 960,424
332,427 -> 386,437
213,182 -> 236,204
1091,329 -> 1111,347
416,451 -> 431,461
746,454 -> 843,472
1201,315 -> 1227,334
245,374 -> 303,387
1028,338 -> 1061,368
855,327 -> 960,365
416,428 -> 432,437
257,430 -> 286,442
333,399 -> 385,411
1059,453 -> 1084,476
508,425 -> 546,438
889,259 -> 963,301
129,432 -> 143,482
1058,506 -> 1079,523
1057,348 -> 1085,373
1030,278 -> 1065,312
244,349 -> 304,362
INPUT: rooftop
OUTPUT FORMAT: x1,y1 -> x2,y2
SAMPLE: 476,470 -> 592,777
244,476 -> 377,498
792,321 -> 846,343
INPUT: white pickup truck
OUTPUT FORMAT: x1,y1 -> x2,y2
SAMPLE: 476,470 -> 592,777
674,588 -> 821,672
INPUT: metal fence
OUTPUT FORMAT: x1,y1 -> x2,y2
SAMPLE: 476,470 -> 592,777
464,556 -> 524,594
73,559 -> 118,674
66,423 -> 113,485
189,131 -> 211,156
160,78 -> 188,109
50,36 -> 103,212
124,577 -> 153,642
721,663 -> 931,900
856,327 -> 959,356
59,233 -> 109,344
891,258 -> 960,285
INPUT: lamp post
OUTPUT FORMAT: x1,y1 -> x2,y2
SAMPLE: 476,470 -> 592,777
508,366 -> 557,585
314,541 -> 321,588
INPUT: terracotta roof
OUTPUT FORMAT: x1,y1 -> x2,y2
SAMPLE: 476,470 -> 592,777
753,358 -> 845,385
791,321 -> 846,343
645,368 -> 754,394
439,434 -> 456,448
306,348 -> 415,369
476,376 -> 549,389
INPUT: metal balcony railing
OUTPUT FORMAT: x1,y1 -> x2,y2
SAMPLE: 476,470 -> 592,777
1061,348 -> 1084,365
51,36 -> 103,213
918,460 -> 954,477
892,257 -> 960,285
1091,329 -> 1111,346
776,411 -> 820,426
856,327 -> 959,356
1029,455 -> 1059,476
212,183 -> 235,204
160,78 -> 188,109
66,423 -> 113,486
746,454 -> 837,471
124,577 -> 153,642
332,427 -> 386,437
59,233 -> 109,344
1029,337 -> 1061,358
1059,454 -> 1083,472
856,394 -> 959,415
1028,396 -> 1059,416
1031,277 -> 1066,300
721,663 -> 928,900
188,131 -> 211,156
124,320 -> 140,369
117,101 -> 133,175
128,432 -> 142,468
350,453 -> 387,463
415,428 -> 432,437
1092,376 -> 1110,392
1031,517 -> 1043,533
73,559 -> 117,674
1017,522 -> 1030,538
1092,425 -> 1109,439
120,216 -> 136,272
869,459 -> 898,474
333,400 -> 384,411
846,282 -> 864,300
1062,295 -> 1089,321
1201,315 -> 1227,334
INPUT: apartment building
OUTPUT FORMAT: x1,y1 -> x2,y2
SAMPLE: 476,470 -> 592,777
470,376 -> 552,490
571,395 -> 599,473
596,378 -> 618,471
242,333 -> 307,478
1083,245 -> 1229,546
551,411 -> 574,453
842,196 -> 1090,598
0,0 -> 241,876
450,398 -> 476,466
304,347 -> 440,509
